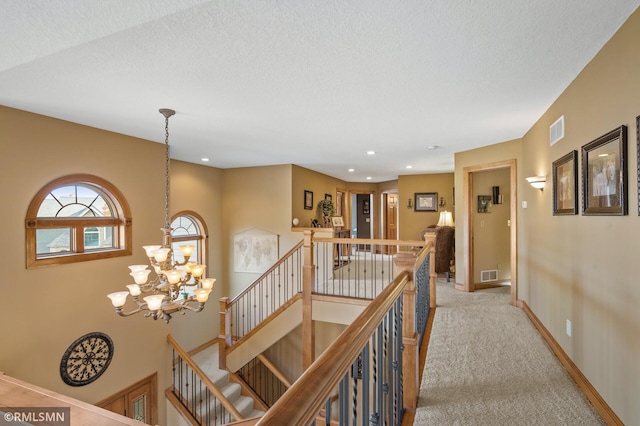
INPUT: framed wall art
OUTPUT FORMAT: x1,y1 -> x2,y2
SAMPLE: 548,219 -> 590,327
304,190 -> 313,210
477,195 -> 491,213
414,192 -> 438,212
581,125 -> 627,216
552,150 -> 578,215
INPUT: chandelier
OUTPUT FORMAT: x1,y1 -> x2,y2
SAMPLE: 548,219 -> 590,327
107,109 -> 214,323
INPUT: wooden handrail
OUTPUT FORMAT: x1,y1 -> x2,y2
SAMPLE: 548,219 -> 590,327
166,334 -> 244,421
314,237 -> 425,247
228,239 -> 304,305
256,271 -> 411,425
256,353 -> 292,389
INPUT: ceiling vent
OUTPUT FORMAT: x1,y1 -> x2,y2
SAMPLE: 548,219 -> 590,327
550,116 -> 565,145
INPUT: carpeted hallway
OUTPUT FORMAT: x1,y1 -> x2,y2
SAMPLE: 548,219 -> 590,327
414,281 -> 604,425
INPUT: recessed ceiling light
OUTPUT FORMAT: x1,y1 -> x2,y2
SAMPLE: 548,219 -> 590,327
367,151 -> 376,155
201,157 -> 210,162
406,165 -> 413,169
427,146 -> 438,151
366,176 -> 372,180
348,168 -> 355,172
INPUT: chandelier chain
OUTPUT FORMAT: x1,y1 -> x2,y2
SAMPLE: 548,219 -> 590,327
164,113 -> 171,230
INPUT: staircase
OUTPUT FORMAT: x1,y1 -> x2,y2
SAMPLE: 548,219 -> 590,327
167,336 -> 266,425
190,343 -> 265,422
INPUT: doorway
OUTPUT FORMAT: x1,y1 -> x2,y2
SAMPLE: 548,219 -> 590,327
351,193 -> 372,239
462,159 -> 517,306
382,192 -> 398,254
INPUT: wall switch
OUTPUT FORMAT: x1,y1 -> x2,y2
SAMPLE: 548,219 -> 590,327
507,219 -> 511,227
566,319 -> 572,337
522,201 -> 528,208
480,220 -> 485,228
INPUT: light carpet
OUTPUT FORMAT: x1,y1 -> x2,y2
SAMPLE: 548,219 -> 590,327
414,282 -> 604,425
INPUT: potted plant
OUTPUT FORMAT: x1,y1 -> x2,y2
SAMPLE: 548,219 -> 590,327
317,199 -> 336,227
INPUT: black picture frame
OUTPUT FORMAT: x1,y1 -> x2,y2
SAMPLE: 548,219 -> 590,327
581,125 -> 627,216
362,199 -> 370,214
414,192 -> 438,212
304,190 -> 313,210
552,150 -> 578,215
477,195 -> 491,213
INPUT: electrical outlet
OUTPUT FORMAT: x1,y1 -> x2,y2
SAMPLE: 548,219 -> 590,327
566,319 -> 572,337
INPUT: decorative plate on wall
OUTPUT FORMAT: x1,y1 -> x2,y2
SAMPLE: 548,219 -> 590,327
60,332 -> 114,386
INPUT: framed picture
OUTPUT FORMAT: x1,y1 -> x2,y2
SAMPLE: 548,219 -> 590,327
304,190 -> 313,210
414,192 -> 438,212
581,125 -> 627,216
362,199 -> 370,214
477,195 -> 491,213
552,150 -> 578,215
331,216 -> 344,227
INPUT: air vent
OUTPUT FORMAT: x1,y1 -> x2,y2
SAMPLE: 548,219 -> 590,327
480,269 -> 498,282
550,116 -> 565,145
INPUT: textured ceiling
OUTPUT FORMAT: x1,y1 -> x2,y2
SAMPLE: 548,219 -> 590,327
2,1 -> 639,182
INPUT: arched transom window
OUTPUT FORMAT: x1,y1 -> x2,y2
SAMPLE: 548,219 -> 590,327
26,174 -> 132,268
170,211 -> 208,267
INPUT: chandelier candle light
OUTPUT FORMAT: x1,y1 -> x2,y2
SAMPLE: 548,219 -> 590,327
107,109 -> 215,323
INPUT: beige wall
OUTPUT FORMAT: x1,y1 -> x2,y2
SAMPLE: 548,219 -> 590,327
398,173 -> 455,240
521,9 -> 640,423
223,165 -> 297,298
291,165 -> 346,228
0,107 -> 172,425
169,160 -> 224,350
455,8 -> 640,423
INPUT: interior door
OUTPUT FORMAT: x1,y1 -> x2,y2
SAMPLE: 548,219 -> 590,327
385,193 -> 398,254
97,373 -> 156,424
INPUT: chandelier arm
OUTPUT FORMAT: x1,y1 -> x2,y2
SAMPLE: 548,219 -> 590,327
179,301 -> 206,313
114,306 -> 148,317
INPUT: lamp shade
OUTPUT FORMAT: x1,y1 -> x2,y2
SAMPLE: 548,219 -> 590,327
107,291 -> 129,308
437,211 -> 454,227
201,278 -> 216,290
143,294 -> 165,311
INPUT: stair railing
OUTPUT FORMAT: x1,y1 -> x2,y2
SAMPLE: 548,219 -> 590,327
253,241 -> 433,425
166,334 -> 243,425
237,353 -> 291,408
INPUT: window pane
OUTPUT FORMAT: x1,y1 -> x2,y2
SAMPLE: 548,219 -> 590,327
36,228 -> 72,255
37,185 -> 112,217
171,216 -> 199,237
132,394 -> 146,422
85,226 -> 115,250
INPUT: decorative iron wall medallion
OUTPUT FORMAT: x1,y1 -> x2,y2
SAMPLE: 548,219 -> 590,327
60,332 -> 113,386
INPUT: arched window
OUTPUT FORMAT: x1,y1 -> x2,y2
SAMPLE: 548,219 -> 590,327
170,211 -> 208,268
26,174 -> 132,268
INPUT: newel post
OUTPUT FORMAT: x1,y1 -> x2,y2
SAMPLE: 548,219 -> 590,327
302,230 -> 315,370
424,233 -> 437,309
218,297 -> 231,370
394,252 -> 419,410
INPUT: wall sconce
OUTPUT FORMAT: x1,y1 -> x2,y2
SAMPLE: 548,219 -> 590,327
526,176 -> 546,191
407,198 -> 413,208
439,197 -> 446,208
492,186 -> 503,204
